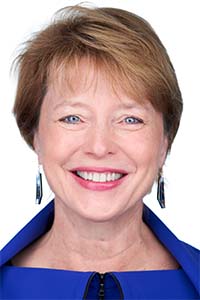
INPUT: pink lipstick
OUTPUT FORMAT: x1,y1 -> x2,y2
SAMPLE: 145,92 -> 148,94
70,167 -> 128,191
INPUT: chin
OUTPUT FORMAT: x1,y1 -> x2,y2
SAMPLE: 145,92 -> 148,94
79,210 -> 120,223
72,197 -> 133,223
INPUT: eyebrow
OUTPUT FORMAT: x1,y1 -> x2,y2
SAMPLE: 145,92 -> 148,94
116,102 -> 148,110
53,100 -> 149,111
54,101 -> 90,110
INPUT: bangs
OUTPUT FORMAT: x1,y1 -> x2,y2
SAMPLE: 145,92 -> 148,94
47,52 -> 148,105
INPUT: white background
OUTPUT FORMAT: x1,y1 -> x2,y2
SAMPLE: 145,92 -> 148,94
0,0 -> 200,249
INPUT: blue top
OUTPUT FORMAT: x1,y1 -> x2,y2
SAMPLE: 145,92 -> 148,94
1,201 -> 200,299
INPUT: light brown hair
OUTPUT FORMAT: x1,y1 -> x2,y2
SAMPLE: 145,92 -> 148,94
13,4 -> 183,151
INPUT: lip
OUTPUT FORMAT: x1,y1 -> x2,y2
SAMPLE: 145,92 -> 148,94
70,166 -> 128,174
69,167 -> 128,191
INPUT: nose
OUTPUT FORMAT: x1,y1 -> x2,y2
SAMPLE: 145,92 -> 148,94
83,125 -> 117,158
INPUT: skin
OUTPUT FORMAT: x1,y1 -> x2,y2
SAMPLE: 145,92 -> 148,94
13,61 -> 179,272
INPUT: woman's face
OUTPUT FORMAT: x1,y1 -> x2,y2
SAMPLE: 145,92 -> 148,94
34,62 -> 168,222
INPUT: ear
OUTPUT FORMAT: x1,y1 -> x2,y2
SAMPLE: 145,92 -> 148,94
159,135 -> 168,168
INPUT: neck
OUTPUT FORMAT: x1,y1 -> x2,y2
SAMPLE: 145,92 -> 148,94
12,198 -> 180,271
39,198 -> 152,272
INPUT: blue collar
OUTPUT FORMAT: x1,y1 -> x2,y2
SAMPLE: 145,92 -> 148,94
1,200 -> 199,293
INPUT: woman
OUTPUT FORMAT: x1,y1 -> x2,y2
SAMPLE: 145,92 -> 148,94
1,4 -> 199,299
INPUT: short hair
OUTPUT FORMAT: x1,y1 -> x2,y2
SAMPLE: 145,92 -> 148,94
13,4 -> 183,151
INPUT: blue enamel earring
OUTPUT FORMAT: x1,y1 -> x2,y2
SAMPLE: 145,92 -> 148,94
157,172 -> 165,208
35,165 -> 43,204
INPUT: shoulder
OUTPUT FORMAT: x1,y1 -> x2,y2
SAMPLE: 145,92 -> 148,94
0,201 -> 54,267
143,205 -> 200,294
181,240 -> 200,257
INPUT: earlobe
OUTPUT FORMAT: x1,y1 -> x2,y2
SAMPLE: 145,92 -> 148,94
160,136 -> 168,167
33,133 -> 39,154
33,133 -> 42,163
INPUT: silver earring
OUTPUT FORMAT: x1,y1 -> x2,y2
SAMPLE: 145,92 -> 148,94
35,165 -> 43,204
157,172 -> 165,208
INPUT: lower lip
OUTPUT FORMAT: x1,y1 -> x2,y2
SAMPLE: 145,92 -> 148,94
70,172 -> 127,191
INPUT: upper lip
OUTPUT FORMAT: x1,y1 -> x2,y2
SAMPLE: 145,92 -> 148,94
70,167 -> 128,174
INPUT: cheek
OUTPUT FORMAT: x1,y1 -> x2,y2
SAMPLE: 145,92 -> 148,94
120,128 -> 165,168
38,124 -> 84,164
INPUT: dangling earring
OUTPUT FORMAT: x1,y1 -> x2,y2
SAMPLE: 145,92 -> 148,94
157,171 -> 165,208
35,164 -> 43,204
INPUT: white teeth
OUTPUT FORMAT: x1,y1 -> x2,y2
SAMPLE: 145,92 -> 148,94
88,172 -> 93,180
99,173 -> 106,182
93,173 -> 99,182
107,173 -> 112,181
83,172 -> 88,180
114,173 -> 122,180
111,173 -> 115,181
76,171 -> 124,182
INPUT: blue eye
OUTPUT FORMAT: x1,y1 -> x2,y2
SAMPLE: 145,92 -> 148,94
60,115 -> 81,124
124,117 -> 143,124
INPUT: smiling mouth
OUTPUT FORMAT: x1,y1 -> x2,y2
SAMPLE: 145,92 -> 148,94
72,171 -> 127,183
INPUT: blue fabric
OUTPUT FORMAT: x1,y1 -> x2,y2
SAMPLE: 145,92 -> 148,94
0,200 -> 200,299
1,266 -> 91,299
113,269 -> 199,299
